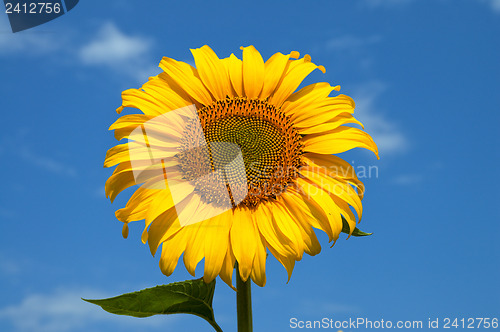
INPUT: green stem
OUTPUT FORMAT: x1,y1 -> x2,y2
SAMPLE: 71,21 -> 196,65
236,263 -> 253,332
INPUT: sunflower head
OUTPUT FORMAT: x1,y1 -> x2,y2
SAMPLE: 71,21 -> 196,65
104,45 -> 378,288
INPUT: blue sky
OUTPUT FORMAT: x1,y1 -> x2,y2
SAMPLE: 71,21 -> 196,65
0,0 -> 499,331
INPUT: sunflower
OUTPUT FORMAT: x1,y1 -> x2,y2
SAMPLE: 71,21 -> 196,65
104,45 -> 378,288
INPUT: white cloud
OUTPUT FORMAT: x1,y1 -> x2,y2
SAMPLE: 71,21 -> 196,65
482,0 -> 500,12
0,289 -> 106,332
492,0 -> 500,11
363,0 -> 500,12
322,34 -> 381,73
0,15 -> 64,55
79,23 -> 150,65
326,35 -> 381,52
19,149 -> 77,177
1,19 -> 157,79
0,131 -> 76,178
78,22 -> 156,79
0,254 -> 21,275
0,288 -> 168,332
392,174 -> 423,185
94,186 -> 106,198
351,81 -> 408,155
0,32 -> 61,55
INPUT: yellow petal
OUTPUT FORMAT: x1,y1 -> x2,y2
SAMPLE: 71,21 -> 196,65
219,242 -> 236,290
159,57 -> 213,105
249,233 -> 267,287
270,202 -> 303,260
297,113 -> 364,134
203,210 -> 232,283
118,89 -> 164,116
265,243 -> 296,283
281,83 -> 338,117
302,126 -> 379,158
230,207 -> 258,282
300,169 -> 363,221
183,222 -> 204,276
219,57 -> 237,97
105,161 -> 137,202
191,45 -> 231,100
175,192 -> 203,226
159,228 -> 190,276
147,190 -> 205,255
147,206 -> 183,255
254,202 -> 295,257
115,187 -> 159,223
291,95 -> 355,127
260,51 -> 298,99
269,56 -> 326,107
142,75 -> 195,111
296,178 -> 343,240
104,144 -> 129,168
329,197 -> 355,238
109,114 -> 155,141
118,71 -> 197,115
181,201 -> 228,276
122,223 -> 129,239
241,45 -> 265,99
302,153 -> 364,199
280,188 -> 334,241
227,54 -> 243,96
277,198 -> 322,256
126,127 -> 182,151
104,141 -> 176,170
144,188 -> 177,228
106,171 -> 136,203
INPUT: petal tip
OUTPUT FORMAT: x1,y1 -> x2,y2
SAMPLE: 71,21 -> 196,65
122,223 -> 129,239
290,51 -> 300,59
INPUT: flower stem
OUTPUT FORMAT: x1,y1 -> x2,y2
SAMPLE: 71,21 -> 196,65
236,263 -> 253,332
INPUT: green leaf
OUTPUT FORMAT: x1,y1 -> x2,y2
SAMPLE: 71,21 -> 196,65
83,278 -> 223,332
341,216 -> 373,237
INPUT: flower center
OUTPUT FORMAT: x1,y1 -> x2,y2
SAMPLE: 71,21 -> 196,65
178,97 -> 303,208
